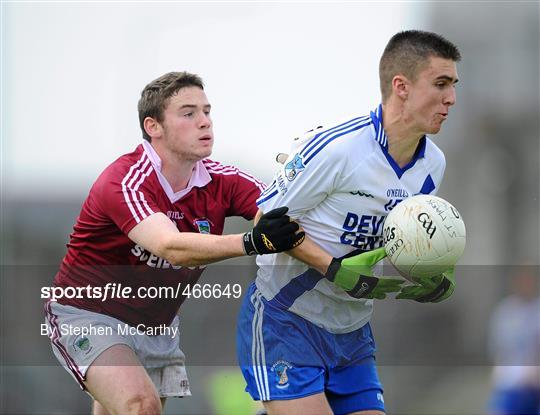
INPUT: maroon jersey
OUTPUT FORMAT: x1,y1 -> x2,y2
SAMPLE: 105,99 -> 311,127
53,143 -> 264,328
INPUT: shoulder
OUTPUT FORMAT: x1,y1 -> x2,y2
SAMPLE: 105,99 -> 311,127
424,137 -> 446,165
100,145 -> 149,179
202,159 -> 265,190
421,137 -> 446,185
93,145 -> 155,192
291,114 -> 376,165
202,158 -> 240,175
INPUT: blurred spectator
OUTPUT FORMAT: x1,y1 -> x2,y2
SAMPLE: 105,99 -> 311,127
487,266 -> 540,415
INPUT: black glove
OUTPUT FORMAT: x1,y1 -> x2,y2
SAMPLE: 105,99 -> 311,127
243,207 -> 305,255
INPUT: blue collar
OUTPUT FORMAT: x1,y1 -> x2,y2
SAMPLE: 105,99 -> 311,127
370,104 -> 389,148
370,104 -> 427,178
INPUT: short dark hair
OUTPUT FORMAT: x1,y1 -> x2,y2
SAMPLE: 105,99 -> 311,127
379,30 -> 461,102
138,72 -> 204,142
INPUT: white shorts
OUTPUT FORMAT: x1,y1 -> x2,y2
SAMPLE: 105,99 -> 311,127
44,300 -> 191,398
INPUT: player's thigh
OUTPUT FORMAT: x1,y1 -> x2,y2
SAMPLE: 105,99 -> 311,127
263,392 -> 333,415
237,285 -> 328,402
84,344 -> 161,415
92,401 -> 110,415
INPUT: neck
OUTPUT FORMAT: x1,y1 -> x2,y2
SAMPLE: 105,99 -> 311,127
151,144 -> 197,192
161,158 -> 196,193
382,101 -> 424,168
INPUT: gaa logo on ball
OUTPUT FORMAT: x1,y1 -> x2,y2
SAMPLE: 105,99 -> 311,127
383,195 -> 466,280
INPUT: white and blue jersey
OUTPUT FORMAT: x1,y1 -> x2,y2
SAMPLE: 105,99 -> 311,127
237,104 -> 447,408
255,104 -> 446,334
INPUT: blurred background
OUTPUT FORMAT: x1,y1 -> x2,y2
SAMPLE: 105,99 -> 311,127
1,1 -> 539,414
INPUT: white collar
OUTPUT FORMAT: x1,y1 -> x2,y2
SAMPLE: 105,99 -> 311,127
142,141 -> 212,203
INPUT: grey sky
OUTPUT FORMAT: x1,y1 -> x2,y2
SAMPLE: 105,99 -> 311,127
3,2 -> 422,197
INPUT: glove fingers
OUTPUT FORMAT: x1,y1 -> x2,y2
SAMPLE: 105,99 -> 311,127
397,275 -> 455,303
443,266 -> 456,283
275,221 -> 300,235
383,285 -> 403,294
262,215 -> 290,228
432,283 -> 455,303
378,277 -> 404,285
292,231 -> 305,248
416,278 -> 454,303
403,285 -> 424,294
379,286 -> 403,294
396,291 -> 419,300
411,276 -> 438,290
396,285 -> 424,300
378,279 -> 404,290
261,206 -> 289,219
271,231 -> 306,251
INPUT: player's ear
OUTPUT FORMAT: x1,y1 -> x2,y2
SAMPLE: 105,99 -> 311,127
143,117 -> 163,140
391,74 -> 409,100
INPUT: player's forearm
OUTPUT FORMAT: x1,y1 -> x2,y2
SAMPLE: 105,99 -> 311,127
286,235 -> 333,275
162,233 -> 245,267
255,210 -> 331,272
253,208 -> 263,225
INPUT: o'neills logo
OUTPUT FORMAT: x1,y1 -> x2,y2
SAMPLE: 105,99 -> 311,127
167,211 -> 184,220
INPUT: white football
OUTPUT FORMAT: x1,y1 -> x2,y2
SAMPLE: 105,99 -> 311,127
383,195 -> 466,280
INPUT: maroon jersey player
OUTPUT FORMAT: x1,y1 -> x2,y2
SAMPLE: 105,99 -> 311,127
44,72 -> 304,415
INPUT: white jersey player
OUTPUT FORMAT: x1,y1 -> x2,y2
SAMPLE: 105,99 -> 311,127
237,30 -> 462,415
255,104 -> 446,333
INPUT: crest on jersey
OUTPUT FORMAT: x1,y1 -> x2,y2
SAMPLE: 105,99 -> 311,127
284,153 -> 305,181
193,218 -> 212,234
73,336 -> 92,355
271,360 -> 293,389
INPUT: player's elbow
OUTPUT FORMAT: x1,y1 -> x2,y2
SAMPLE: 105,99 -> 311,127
165,251 -> 200,267
157,236 -> 199,267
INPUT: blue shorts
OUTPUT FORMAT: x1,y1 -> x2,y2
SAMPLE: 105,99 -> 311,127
237,283 -> 385,414
488,387 -> 540,415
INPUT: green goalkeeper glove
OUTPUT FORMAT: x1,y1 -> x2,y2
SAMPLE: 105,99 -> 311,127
325,247 -> 404,299
395,267 -> 455,303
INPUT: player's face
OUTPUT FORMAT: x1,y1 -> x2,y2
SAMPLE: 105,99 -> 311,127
160,86 -> 214,161
404,56 -> 458,135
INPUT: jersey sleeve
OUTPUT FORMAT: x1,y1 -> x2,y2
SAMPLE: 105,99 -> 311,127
257,132 -> 344,220
93,163 -> 161,235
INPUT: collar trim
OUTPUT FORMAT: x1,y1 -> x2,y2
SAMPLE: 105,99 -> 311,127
370,104 -> 427,179
142,141 -> 211,203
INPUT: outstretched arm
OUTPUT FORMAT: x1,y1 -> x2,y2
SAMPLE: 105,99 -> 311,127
128,208 -> 304,267
253,209 -> 331,273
